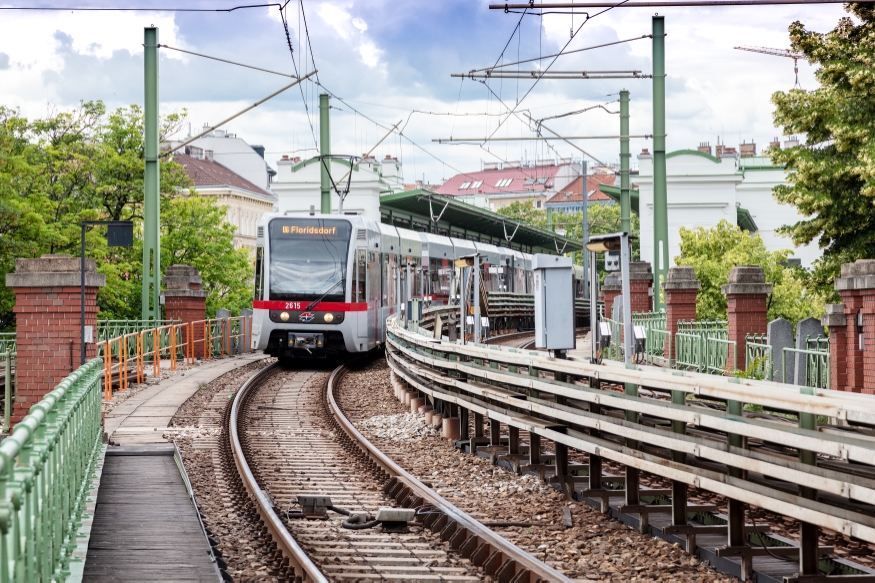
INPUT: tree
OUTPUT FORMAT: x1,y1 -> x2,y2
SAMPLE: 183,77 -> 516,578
771,3 -> 875,298
675,220 -> 825,323
0,102 -> 252,328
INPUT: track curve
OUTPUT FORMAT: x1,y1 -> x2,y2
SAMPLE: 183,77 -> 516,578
227,361 -> 569,582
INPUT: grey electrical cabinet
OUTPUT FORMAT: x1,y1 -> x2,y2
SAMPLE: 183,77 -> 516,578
532,254 -> 575,350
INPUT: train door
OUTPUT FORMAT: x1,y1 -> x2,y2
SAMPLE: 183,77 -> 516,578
354,249 -> 367,339
368,251 -> 378,347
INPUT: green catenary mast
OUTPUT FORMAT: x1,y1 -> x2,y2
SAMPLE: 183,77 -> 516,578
142,27 -> 161,320
319,94 -> 331,214
619,90 -> 631,235
652,15 -> 669,311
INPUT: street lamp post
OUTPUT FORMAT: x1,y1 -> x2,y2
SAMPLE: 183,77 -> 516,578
81,221 -> 134,365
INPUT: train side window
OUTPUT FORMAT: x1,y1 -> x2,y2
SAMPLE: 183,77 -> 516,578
254,246 -> 264,301
355,249 -> 367,303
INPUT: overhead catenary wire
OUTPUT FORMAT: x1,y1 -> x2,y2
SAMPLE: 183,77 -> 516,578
434,134 -> 652,142
492,0 -> 875,8
279,1 -> 319,149
0,2 -> 286,10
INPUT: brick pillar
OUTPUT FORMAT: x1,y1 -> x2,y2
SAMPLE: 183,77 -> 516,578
6,254 -> 106,424
821,304 -> 848,392
663,266 -> 700,360
163,265 -> 209,359
601,273 -> 622,317
836,259 -> 875,394
622,261 -> 653,313
721,266 -> 772,372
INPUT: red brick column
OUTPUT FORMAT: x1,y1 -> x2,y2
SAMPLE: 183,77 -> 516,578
601,273 -> 622,317
721,266 -> 773,372
5,254 -> 106,425
163,265 -> 209,359
623,261 -> 653,313
663,266 -> 700,360
821,304 -> 848,392
836,259 -> 875,393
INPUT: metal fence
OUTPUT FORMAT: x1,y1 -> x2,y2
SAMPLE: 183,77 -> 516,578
675,320 -> 736,375
744,333 -> 772,380
0,358 -> 104,582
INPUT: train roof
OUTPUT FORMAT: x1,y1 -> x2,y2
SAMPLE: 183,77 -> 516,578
380,189 -> 579,255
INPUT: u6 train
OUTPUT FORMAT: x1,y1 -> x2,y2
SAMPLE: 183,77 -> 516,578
251,213 -> 582,358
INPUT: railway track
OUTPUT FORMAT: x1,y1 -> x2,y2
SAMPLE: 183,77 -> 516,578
224,361 -> 568,582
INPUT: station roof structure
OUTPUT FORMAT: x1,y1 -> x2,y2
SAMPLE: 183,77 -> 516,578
379,189 -> 580,254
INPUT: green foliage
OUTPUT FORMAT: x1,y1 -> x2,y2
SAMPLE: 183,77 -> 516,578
771,4 -> 875,299
675,220 -> 826,323
0,101 -> 253,328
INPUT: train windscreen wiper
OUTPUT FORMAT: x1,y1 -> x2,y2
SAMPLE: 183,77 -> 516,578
306,279 -> 345,311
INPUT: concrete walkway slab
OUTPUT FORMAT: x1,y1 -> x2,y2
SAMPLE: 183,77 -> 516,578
105,354 -> 266,446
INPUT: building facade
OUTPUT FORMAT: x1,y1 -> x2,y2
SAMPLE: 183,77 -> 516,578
546,173 -> 617,212
634,145 -> 820,268
174,152 -> 277,250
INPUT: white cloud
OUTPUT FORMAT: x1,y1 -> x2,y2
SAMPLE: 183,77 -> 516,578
352,17 -> 368,33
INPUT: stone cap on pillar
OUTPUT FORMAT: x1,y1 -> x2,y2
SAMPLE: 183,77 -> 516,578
5,254 -> 106,288
721,266 -> 773,296
662,266 -> 700,291
835,259 -> 875,291
163,264 -> 209,298
601,273 -> 622,291
620,261 -> 653,283
821,303 -> 846,327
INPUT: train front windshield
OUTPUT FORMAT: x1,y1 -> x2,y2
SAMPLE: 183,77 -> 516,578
268,219 -> 351,301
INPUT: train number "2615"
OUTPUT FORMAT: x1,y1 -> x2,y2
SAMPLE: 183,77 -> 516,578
285,302 -> 303,310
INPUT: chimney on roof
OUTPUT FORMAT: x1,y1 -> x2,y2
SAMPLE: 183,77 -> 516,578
483,162 -> 499,170
641,148 -> 650,155
697,142 -> 712,155
784,135 -> 800,150
715,143 -> 725,158
740,140 -> 756,157
385,154 -> 392,160
716,146 -> 737,159
204,150 -> 214,162
281,154 -> 289,161
292,156 -> 301,163
769,136 -> 781,150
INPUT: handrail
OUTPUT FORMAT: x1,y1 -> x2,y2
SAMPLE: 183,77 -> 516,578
0,358 -> 104,581
386,316 -> 875,548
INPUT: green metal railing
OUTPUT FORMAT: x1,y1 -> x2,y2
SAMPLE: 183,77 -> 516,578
744,333 -> 772,380
632,311 -> 668,363
0,333 -> 15,354
783,337 -> 831,390
675,320 -> 734,375
2,350 -> 14,432
0,358 -> 104,582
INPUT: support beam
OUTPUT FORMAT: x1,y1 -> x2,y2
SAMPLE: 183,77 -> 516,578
620,90 -> 631,235
142,26 -> 160,321
652,16 -> 669,311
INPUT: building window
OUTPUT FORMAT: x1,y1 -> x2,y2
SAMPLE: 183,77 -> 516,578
536,200 -> 542,208
459,181 -> 471,190
471,180 -> 483,188
524,177 -> 535,186
537,177 -> 548,185
496,178 -> 513,188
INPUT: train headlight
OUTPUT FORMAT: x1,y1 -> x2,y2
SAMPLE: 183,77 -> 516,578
280,311 -> 290,321
323,313 -> 334,323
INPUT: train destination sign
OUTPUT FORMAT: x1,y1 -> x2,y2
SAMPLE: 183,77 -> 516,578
271,219 -> 350,239
282,225 -> 337,236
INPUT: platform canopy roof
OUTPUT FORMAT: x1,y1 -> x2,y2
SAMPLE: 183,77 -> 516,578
379,189 -> 580,254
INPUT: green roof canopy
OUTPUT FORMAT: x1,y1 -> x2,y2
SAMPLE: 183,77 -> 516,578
379,189 -> 579,254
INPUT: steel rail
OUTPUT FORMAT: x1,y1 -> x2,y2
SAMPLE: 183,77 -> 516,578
326,364 -> 571,583
228,362 -> 329,583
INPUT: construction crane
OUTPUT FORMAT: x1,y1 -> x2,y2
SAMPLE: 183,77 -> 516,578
734,45 -> 807,88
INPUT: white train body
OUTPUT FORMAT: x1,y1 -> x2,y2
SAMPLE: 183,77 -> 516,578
251,213 -> 585,358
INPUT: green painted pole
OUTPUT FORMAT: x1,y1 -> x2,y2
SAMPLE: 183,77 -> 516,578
319,93 -> 331,214
142,27 -> 161,321
652,16 -> 668,311
619,90 -> 631,235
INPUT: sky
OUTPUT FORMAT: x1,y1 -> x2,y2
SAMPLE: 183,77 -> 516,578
0,0 -> 851,184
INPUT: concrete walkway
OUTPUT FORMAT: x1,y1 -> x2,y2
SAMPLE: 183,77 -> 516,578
104,353 -> 266,446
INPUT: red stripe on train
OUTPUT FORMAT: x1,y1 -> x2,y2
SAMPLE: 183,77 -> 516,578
253,300 -> 369,312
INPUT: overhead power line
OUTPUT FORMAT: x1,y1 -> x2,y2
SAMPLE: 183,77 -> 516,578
158,44 -> 298,78
0,3 -> 284,10
470,35 -> 651,73
454,71 -> 651,80
490,0 -> 875,8
433,134 -> 652,143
